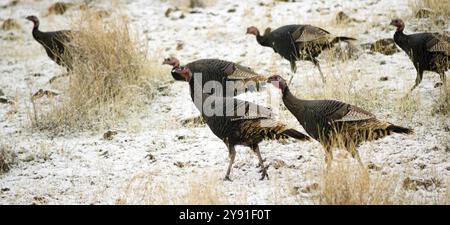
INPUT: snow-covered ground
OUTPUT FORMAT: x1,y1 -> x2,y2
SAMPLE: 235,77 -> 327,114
0,0 -> 449,204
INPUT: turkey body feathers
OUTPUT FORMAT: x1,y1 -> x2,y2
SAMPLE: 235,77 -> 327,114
32,28 -> 73,69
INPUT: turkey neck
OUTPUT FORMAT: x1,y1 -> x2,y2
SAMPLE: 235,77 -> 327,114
256,32 -> 272,48
393,28 -> 409,52
31,22 -> 43,41
281,86 -> 306,123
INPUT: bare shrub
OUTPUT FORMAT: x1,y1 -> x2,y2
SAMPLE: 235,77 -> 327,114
0,144 -> 16,174
34,12 -> 168,133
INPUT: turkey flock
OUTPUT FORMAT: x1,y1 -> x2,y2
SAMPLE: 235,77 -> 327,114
26,8 -> 449,181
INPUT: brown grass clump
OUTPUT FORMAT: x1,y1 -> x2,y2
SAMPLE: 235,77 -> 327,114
314,162 -> 449,205
409,0 -> 450,18
47,2 -> 74,15
0,144 -> 16,174
432,82 -> 450,116
32,12 -> 167,133
1,18 -> 21,31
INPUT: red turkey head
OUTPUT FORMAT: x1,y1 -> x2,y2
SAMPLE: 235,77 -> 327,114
267,75 -> 288,92
26,15 -> 39,28
173,67 -> 192,82
162,56 -> 180,68
246,26 -> 260,36
390,19 -> 405,32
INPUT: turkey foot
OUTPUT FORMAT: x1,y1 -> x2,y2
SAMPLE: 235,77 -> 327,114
259,166 -> 270,180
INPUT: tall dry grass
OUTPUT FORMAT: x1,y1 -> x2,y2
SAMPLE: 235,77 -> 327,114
0,144 -> 16,174
118,173 -> 230,204
313,162 -> 449,205
32,12 -> 168,133
409,0 -> 450,18
432,81 -> 450,116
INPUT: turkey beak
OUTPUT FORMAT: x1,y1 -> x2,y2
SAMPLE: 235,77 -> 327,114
389,20 -> 395,26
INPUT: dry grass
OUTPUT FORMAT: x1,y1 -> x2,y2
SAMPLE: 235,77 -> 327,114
47,2 -> 74,15
118,173 -> 229,204
1,18 -> 21,31
395,93 -> 422,123
292,70 -> 385,113
432,82 -> 450,116
0,144 -> 16,174
409,0 -> 450,18
164,0 -> 216,10
32,12 -> 168,133
314,162 -> 449,204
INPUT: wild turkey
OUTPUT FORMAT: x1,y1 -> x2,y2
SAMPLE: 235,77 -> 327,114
163,57 -> 267,96
172,67 -> 311,180
267,75 -> 413,169
26,15 -> 73,70
390,19 -> 449,90
246,25 -> 356,83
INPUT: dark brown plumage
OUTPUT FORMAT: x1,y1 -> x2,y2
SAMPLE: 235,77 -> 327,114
163,57 -> 267,96
390,19 -> 449,90
173,67 -> 310,181
247,25 -> 356,83
26,15 -> 73,70
267,75 -> 413,169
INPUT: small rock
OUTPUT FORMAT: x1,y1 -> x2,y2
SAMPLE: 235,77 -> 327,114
227,8 -> 236,13
417,163 -> 426,170
403,177 -> 442,191
379,76 -> 389,81
380,60 -> 386,65
31,73 -> 45,77
290,186 -> 300,195
99,151 -> 109,158
367,162 -> 382,171
176,42 -> 184,51
272,159 -> 286,169
1,188 -> 10,192
446,166 -> 450,171
180,116 -> 205,127
301,183 -> 320,193
32,89 -> 59,101
297,155 -> 303,160
103,131 -> 118,140
32,196 -> 47,204
416,8 -> 433,18
176,135 -> 186,140
23,155 -> 34,162
145,154 -> 156,162
0,97 -> 8,104
0,89 -> 3,96
174,161 -> 190,168
165,8 -> 174,17
370,38 -> 399,55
